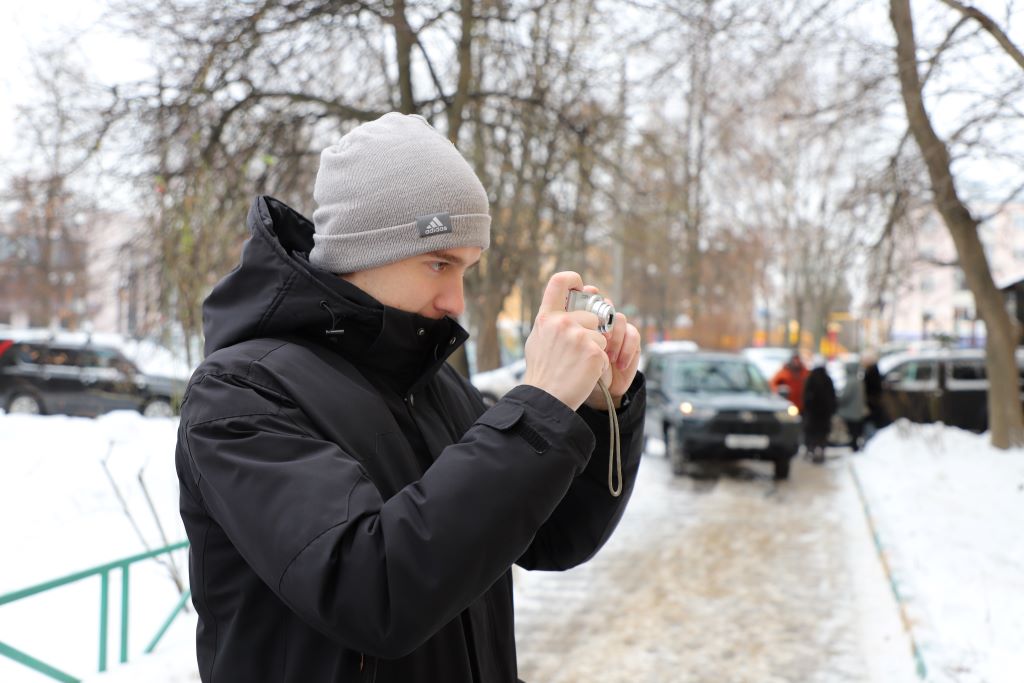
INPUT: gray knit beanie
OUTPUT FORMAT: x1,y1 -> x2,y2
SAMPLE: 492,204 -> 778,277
310,113 -> 491,274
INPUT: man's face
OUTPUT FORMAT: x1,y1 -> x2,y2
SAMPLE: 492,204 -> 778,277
340,247 -> 483,319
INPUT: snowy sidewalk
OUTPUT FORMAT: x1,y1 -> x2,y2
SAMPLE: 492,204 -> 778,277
514,446 -> 918,682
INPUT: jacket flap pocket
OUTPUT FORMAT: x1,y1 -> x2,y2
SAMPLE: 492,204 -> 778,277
475,401 -> 525,431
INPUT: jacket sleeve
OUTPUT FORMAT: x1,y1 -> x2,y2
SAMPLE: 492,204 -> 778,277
178,371 -> 597,659
516,373 -> 646,571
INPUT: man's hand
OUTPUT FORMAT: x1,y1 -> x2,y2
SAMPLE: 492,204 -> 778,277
521,272 -> 610,410
521,273 -> 641,411
579,290 -> 641,411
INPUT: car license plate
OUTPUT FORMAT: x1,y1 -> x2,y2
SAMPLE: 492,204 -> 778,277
725,434 -> 770,450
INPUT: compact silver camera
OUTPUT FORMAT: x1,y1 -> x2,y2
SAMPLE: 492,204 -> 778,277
565,290 -> 615,334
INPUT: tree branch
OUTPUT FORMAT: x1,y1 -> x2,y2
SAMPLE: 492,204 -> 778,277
938,0 -> 1024,72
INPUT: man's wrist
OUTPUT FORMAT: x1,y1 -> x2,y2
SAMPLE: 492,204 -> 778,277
582,390 -> 623,412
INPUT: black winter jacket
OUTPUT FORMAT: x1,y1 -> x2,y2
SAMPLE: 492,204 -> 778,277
802,367 -> 837,436
175,196 -> 646,682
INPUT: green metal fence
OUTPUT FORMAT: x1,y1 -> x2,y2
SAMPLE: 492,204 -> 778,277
0,540 -> 191,682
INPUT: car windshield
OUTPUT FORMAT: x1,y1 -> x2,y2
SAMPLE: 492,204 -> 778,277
668,359 -> 769,394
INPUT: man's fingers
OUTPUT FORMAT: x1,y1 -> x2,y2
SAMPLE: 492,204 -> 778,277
538,271 -> 584,315
566,310 -> 600,330
605,313 -> 627,361
617,323 -> 641,370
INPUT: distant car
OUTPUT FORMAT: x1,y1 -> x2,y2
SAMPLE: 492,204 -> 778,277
644,348 -> 802,479
825,353 -> 860,394
741,346 -> 793,383
645,340 -> 699,355
878,348 -> 1024,432
0,330 -> 185,417
638,341 -> 698,381
470,358 -> 526,407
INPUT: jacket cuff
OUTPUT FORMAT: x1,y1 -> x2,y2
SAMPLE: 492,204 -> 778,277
500,385 -> 596,468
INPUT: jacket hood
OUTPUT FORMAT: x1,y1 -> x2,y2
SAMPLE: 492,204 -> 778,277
202,197 -> 467,372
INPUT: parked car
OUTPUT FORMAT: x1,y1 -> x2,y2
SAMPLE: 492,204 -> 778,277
470,358 -> 526,407
644,348 -> 802,479
0,330 -> 186,417
878,348 -> 1024,432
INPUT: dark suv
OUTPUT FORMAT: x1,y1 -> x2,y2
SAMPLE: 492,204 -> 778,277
644,348 -> 802,479
878,348 -> 1024,432
0,331 -> 185,417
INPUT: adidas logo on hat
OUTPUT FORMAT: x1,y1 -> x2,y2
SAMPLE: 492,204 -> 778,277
417,212 -> 453,238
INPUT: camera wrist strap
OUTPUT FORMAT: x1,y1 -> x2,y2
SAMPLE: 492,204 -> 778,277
597,379 -> 623,497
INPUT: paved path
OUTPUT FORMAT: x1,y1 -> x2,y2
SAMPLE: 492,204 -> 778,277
514,447 -> 918,683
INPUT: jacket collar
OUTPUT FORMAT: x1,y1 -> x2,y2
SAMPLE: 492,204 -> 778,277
316,276 -> 468,395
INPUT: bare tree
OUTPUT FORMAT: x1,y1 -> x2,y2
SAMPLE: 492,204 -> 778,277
100,0 -> 619,370
890,0 -> 1024,448
0,49 -> 116,329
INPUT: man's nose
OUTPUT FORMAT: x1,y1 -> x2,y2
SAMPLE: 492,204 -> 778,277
436,278 -> 465,318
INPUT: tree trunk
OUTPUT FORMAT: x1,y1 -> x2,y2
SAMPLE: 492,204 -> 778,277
475,292 -> 504,371
891,0 -> 1024,448
392,0 -> 416,113
447,0 -> 474,144
683,1 -> 712,329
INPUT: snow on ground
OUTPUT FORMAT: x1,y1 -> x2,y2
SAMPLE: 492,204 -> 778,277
0,413 -> 1021,681
851,421 -> 1024,683
0,412 -> 191,682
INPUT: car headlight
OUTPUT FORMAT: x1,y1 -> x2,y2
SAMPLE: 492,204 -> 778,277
679,401 -> 717,420
774,405 -> 801,423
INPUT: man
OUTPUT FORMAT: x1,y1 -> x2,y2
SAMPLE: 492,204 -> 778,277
836,360 -> 867,451
175,113 -> 645,682
770,351 -> 810,412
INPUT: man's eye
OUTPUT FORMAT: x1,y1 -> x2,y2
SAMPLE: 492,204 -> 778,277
430,262 -> 449,272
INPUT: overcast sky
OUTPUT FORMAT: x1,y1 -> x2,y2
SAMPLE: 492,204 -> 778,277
0,2 -> 150,168
1,1 -> 1021,200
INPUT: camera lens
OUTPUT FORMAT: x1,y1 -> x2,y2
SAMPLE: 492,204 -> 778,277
566,290 -> 615,333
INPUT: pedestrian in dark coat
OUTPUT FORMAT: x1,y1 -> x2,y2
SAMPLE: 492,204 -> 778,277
862,352 -> 890,438
802,365 -> 837,463
174,113 -> 646,683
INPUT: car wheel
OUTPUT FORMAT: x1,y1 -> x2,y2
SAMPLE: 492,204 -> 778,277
667,427 -> 689,476
142,399 -> 174,418
7,393 -> 43,415
773,454 -> 791,480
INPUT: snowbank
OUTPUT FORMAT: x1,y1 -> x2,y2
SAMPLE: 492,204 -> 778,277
0,411 -> 191,682
853,420 -> 1024,683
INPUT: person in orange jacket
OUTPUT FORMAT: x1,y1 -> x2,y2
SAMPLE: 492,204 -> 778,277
770,352 -> 810,412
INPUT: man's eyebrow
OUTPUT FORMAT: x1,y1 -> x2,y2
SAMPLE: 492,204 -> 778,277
429,250 -> 481,268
